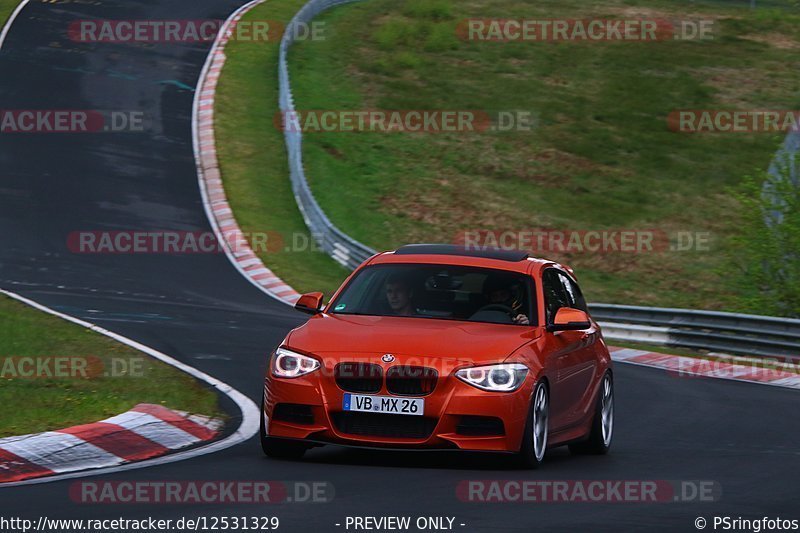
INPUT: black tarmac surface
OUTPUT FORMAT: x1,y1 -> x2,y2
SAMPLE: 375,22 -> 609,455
0,1 -> 798,531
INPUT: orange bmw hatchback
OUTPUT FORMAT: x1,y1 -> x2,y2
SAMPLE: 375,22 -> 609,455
261,245 -> 613,468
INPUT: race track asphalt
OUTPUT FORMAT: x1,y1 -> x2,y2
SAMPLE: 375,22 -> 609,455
0,1 -> 798,531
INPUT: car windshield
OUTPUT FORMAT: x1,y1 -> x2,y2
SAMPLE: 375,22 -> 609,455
329,264 -> 535,326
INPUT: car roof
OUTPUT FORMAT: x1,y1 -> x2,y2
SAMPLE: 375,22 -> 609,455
395,244 -> 529,262
368,244 -> 553,274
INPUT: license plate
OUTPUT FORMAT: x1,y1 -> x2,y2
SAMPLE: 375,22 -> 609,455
343,394 -> 424,416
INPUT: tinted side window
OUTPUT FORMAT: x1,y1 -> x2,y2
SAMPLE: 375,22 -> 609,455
542,270 -> 569,324
559,273 -> 589,313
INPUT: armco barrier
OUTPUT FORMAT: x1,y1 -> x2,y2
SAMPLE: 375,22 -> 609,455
277,0 -> 799,359
279,0 -> 376,270
591,305 -> 800,360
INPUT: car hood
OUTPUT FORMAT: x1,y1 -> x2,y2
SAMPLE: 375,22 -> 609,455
286,314 -> 540,364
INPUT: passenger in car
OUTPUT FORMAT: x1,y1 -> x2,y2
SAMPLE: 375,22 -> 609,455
385,274 -> 416,316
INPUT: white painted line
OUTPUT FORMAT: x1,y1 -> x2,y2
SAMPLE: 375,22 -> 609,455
0,289 -> 260,488
0,0 -> 268,488
0,0 -> 30,50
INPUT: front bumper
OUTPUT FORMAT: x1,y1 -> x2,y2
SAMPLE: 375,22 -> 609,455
263,355 -> 535,452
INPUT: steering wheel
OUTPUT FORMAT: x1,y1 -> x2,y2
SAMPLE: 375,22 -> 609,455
476,304 -> 515,316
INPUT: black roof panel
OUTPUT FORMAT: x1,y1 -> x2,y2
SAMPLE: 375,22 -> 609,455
394,244 -> 529,262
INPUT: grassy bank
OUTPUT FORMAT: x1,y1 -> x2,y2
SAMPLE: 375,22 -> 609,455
1,0 -> 19,27
214,0 -> 351,297
216,0 -> 800,311
0,295 -> 222,437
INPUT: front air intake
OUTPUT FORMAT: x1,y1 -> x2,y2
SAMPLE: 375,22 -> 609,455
386,366 -> 438,396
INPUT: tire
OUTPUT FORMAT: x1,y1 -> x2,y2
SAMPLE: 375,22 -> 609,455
569,371 -> 614,455
516,380 -> 549,469
260,394 -> 308,460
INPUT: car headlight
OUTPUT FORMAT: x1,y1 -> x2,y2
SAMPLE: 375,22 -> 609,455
455,363 -> 528,392
272,347 -> 320,378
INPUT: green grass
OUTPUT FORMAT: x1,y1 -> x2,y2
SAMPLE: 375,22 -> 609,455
1,0 -> 19,27
0,295 -> 222,437
215,0 -> 350,297
216,0 -> 800,312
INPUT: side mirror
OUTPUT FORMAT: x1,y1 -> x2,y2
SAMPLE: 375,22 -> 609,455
295,292 -> 324,315
547,307 -> 591,332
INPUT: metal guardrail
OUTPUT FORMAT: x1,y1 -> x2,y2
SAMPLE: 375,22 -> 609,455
279,0 -> 377,271
278,0 -> 800,360
768,122 -> 799,187
592,304 -> 800,360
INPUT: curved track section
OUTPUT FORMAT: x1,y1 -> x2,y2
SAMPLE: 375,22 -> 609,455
0,289 -> 258,488
0,1 -> 798,530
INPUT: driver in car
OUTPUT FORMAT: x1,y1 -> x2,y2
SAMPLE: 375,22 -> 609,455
385,274 -> 416,316
484,277 -> 530,325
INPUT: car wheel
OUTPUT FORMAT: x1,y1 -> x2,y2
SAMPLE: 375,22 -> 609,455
569,371 -> 614,455
260,393 -> 308,460
517,380 -> 549,469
